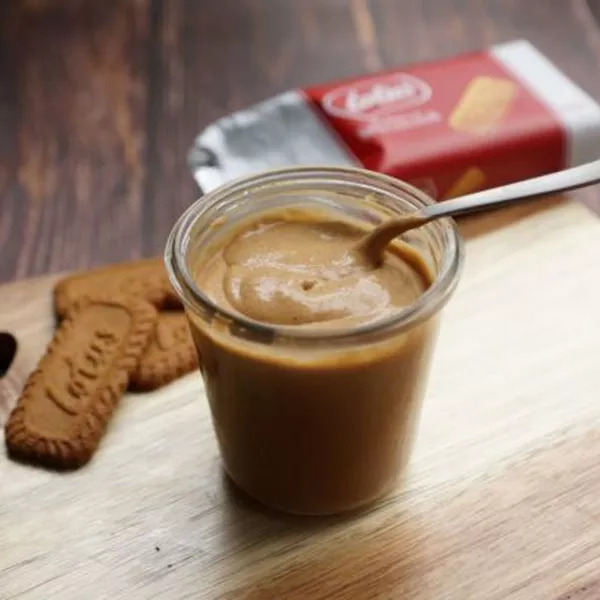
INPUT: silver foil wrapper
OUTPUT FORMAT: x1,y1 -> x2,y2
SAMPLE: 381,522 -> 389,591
188,91 -> 356,193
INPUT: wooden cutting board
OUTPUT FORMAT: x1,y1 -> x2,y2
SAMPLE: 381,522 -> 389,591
2,198 -> 600,600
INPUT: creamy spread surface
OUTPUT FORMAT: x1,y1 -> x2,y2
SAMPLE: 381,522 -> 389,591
196,216 -> 431,328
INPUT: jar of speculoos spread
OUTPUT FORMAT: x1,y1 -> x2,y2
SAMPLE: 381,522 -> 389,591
166,166 -> 463,515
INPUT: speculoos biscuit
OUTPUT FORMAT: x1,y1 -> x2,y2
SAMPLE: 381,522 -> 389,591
54,257 -> 181,319
129,311 -> 198,391
5,295 -> 158,468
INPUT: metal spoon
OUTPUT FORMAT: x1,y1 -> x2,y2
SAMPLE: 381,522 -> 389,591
360,158 -> 600,263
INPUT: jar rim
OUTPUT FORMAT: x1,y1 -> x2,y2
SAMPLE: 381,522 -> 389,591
165,166 -> 464,343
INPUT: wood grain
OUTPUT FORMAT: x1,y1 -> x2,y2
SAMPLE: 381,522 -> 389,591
0,0 -> 151,281
3,0 -> 600,281
1,199 -> 600,598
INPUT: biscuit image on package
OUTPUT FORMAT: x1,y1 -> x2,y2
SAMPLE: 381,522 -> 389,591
54,257 -> 181,319
443,167 -> 487,199
5,296 -> 158,469
449,76 -> 517,134
129,312 -> 198,391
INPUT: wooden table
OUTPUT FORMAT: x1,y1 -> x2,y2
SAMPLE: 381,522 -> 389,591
3,2 -> 600,599
2,0 -> 600,282
2,195 -> 600,600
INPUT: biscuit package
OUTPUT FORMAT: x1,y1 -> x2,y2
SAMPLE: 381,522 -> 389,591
189,40 -> 600,200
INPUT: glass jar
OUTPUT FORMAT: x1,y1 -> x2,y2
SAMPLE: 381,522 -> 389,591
166,166 -> 463,515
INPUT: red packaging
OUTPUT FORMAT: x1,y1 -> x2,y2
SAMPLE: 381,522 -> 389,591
190,41 -> 600,198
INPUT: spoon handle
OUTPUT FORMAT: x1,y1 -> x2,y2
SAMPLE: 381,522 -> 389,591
423,158 -> 600,220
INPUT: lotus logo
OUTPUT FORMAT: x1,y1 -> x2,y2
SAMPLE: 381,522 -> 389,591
322,73 -> 432,120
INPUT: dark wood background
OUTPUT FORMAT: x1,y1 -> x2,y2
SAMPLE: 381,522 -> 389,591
2,0 -> 600,283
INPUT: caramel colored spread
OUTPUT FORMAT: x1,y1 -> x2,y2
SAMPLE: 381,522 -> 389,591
187,208 -> 437,515
197,215 -> 431,329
